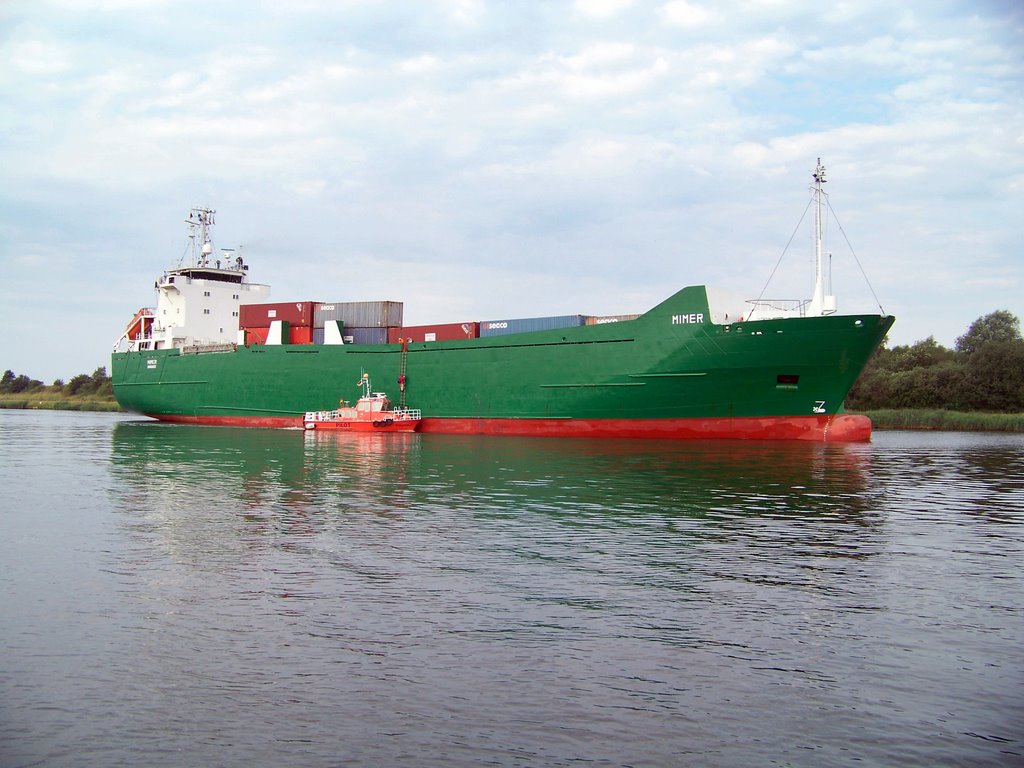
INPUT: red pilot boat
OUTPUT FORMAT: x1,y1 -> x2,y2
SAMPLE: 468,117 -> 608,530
303,373 -> 421,432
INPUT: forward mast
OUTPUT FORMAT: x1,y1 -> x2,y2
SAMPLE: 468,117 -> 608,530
808,158 -> 837,317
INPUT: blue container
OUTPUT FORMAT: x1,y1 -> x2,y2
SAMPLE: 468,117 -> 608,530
479,315 -> 585,338
343,327 -> 389,345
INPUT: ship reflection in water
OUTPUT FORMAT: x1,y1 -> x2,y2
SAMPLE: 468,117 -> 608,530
109,421 -> 880,592
110,420 -> 876,525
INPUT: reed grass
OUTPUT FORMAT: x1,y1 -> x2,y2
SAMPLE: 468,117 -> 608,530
861,409 -> 1024,432
0,394 -> 122,412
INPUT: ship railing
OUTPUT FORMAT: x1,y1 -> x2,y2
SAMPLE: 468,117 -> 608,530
744,299 -> 811,321
304,409 -> 340,422
303,407 -> 421,422
180,342 -> 238,355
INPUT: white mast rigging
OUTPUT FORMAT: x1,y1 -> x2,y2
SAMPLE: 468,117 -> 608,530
808,159 -> 836,316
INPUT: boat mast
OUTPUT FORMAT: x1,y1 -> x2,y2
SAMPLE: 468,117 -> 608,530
186,207 -> 216,267
809,159 -> 832,316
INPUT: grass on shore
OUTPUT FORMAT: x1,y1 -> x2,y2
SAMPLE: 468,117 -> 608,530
860,409 -> 1024,432
0,392 -> 122,412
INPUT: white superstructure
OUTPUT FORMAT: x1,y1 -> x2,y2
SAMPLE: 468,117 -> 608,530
114,208 -> 270,352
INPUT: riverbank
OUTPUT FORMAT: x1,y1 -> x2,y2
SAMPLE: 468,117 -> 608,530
861,409 -> 1024,432
0,394 -> 122,412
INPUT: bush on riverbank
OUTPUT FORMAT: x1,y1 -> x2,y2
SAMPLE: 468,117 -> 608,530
0,367 -> 120,411
847,310 -> 1024,415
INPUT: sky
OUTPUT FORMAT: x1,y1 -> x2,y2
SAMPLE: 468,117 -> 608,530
2,0 -> 1022,383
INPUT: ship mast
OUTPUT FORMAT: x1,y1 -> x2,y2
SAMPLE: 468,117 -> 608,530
186,207 -> 216,267
808,159 -> 835,316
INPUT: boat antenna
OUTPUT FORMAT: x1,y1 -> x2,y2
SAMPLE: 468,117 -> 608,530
184,207 -> 216,267
808,158 -> 827,316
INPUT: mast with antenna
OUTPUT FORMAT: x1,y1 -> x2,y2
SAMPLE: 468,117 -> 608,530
808,159 -> 836,316
186,207 -> 216,267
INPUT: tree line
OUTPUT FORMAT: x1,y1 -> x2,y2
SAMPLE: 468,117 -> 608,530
0,367 -> 114,398
846,310 -> 1024,412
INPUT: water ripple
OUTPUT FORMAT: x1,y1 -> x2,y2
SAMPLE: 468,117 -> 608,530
1,414 -> 1022,766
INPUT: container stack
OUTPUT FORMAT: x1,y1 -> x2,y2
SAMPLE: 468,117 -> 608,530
585,314 -> 640,325
313,301 -> 404,345
479,315 -> 586,338
387,322 -> 479,344
238,300 -> 637,347
239,301 -> 316,345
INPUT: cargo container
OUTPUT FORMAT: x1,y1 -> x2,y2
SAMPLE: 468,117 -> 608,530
388,322 -> 479,344
585,314 -> 640,325
240,301 -> 316,328
315,301 -> 403,329
343,327 -> 389,345
290,326 -> 313,345
479,315 -> 585,338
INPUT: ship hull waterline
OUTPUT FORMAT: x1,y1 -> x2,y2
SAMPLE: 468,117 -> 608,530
150,412 -> 873,442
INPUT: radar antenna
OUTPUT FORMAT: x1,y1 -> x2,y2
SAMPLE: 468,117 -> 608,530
185,207 -> 216,267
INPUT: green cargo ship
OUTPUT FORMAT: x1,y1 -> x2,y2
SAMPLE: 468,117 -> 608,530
111,162 -> 894,441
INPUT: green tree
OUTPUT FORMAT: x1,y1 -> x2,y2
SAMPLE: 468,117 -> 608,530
850,311 -> 1024,413
65,373 -> 93,396
847,337 -> 962,410
91,366 -> 113,397
955,310 -> 1021,356
964,340 -> 1024,411
0,372 -> 43,393
897,362 -> 969,410
881,337 -> 957,372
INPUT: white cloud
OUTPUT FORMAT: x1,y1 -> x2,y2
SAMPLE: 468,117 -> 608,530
443,0 -> 485,26
399,54 -> 442,75
573,0 -> 635,20
44,0 -> 168,9
7,38 -> 73,75
660,1 -> 716,27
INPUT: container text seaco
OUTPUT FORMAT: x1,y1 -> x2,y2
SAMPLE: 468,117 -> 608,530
671,314 -> 704,324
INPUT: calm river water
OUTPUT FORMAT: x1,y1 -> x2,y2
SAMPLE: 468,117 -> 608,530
1,410 -> 1022,767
